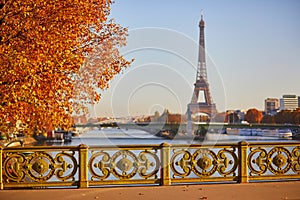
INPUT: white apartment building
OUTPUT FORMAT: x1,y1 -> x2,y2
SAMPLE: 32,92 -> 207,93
280,95 -> 298,111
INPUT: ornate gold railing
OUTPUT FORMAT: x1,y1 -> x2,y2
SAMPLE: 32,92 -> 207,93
1,141 -> 300,189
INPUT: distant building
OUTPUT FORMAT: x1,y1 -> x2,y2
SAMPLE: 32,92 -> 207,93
265,98 -> 279,115
225,110 -> 245,123
280,95 -> 298,111
235,110 -> 246,121
72,115 -> 88,124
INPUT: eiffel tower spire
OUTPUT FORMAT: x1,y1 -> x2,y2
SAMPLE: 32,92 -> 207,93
188,13 -> 217,119
197,13 -> 207,81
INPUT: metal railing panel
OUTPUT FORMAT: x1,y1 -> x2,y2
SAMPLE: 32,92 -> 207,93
87,145 -> 161,186
247,143 -> 300,181
1,146 -> 79,189
169,144 -> 239,184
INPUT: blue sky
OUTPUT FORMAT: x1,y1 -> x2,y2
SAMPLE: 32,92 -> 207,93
93,0 -> 300,117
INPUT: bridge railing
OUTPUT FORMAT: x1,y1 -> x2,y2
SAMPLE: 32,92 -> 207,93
1,141 -> 300,189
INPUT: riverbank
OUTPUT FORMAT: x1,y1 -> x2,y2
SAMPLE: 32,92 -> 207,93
0,181 -> 299,200
0,136 -> 36,147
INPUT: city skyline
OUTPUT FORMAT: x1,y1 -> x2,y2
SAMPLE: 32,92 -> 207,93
92,0 -> 300,117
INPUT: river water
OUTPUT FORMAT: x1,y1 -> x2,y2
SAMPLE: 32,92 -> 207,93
40,128 -> 293,147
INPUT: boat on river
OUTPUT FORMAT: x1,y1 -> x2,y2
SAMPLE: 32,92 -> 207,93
45,130 -> 72,143
278,129 -> 293,138
226,128 -> 292,138
240,129 -> 263,136
155,129 -> 206,140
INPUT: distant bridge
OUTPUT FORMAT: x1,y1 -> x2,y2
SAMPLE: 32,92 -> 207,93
74,122 -> 300,135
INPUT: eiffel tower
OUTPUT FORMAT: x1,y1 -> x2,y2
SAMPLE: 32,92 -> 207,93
187,14 -> 217,119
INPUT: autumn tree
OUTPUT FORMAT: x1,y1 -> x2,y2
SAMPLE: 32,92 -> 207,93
0,0 -> 132,135
293,109 -> 300,125
244,108 -> 263,124
274,110 -> 299,125
260,115 -> 275,124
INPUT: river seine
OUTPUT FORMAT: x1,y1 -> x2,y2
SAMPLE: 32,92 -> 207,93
41,128 -> 293,147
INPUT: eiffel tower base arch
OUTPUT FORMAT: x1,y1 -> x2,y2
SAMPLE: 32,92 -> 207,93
187,103 -> 217,121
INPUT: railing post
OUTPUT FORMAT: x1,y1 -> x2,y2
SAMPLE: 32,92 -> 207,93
78,144 -> 89,188
238,141 -> 249,183
160,142 -> 171,186
0,146 -> 3,190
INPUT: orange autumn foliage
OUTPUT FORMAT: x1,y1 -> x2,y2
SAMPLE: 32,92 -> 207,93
0,0 -> 132,135
244,108 -> 263,124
